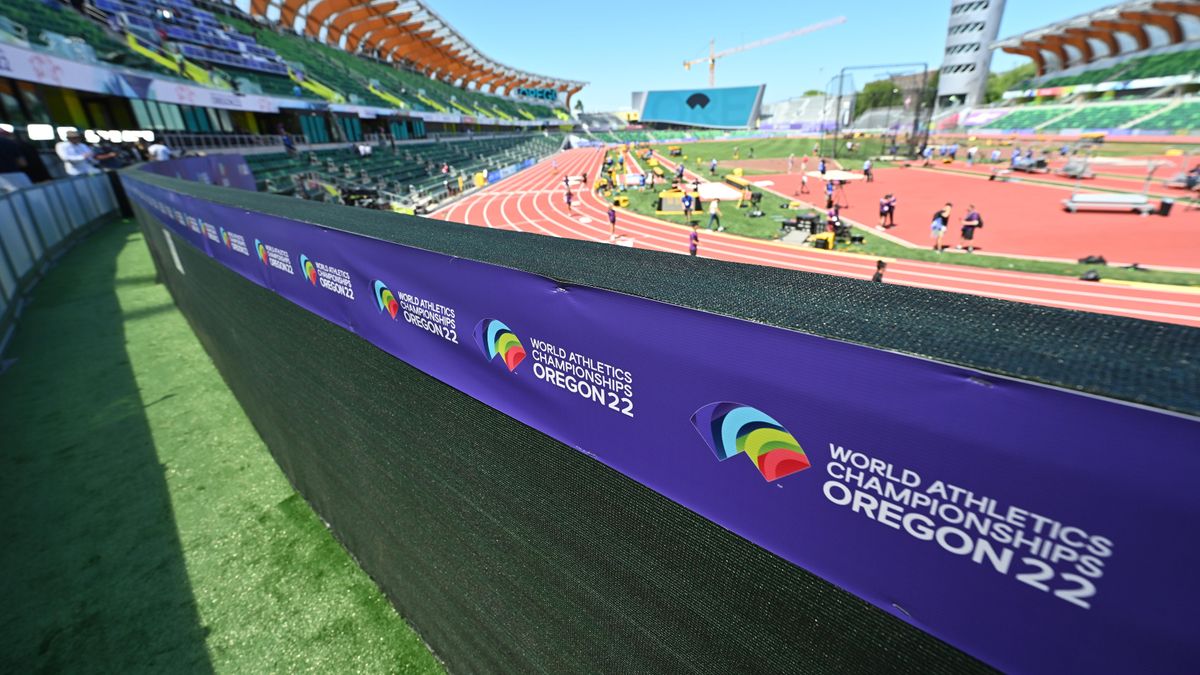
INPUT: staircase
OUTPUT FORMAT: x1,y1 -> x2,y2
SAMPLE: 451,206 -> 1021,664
124,33 -> 232,89
415,92 -> 447,113
290,67 -> 345,103
367,81 -> 409,109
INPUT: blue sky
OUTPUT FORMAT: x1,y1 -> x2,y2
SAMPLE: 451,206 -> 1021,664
431,0 -> 1116,110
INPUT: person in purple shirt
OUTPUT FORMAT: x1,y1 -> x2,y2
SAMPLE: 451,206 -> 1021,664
826,205 -> 841,232
608,205 -> 617,239
959,204 -> 983,253
689,223 -> 699,256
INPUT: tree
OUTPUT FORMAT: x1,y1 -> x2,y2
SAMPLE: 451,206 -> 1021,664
802,89 -> 822,96
854,79 -> 903,118
984,63 -> 1036,103
574,99 -> 584,113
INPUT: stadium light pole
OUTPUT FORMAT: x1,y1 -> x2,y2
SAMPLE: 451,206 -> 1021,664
884,85 -> 899,152
832,62 -> 928,161
820,74 -> 841,158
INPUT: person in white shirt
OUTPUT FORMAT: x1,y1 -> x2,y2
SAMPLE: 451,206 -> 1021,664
707,198 -> 723,232
862,158 -> 874,182
55,132 -> 98,176
147,142 -> 172,161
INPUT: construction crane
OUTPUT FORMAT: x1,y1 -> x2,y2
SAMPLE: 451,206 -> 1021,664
684,17 -> 847,87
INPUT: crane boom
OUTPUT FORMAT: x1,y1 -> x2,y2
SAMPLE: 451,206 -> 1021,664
683,17 -> 846,86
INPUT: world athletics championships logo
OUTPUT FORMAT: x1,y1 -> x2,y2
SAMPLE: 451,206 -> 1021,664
254,239 -> 268,264
219,227 -> 232,248
473,319 -> 525,372
691,402 -> 810,481
373,280 -> 399,319
299,255 -> 317,285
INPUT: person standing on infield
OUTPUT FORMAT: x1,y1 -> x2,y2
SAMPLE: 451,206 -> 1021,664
682,191 -> 694,223
959,204 -> 983,253
862,157 -> 874,182
707,198 -> 723,231
878,193 -> 896,228
930,202 -> 952,252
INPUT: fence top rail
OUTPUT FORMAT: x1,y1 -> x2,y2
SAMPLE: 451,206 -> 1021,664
0,173 -> 106,200
124,166 -> 1200,415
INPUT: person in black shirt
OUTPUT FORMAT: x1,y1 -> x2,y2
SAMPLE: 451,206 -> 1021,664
0,130 -> 25,175
0,128 -> 51,183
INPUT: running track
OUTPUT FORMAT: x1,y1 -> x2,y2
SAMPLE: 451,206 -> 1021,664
432,148 -> 1200,327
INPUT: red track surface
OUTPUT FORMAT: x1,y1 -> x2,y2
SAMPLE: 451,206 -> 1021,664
927,157 -> 1195,196
757,167 -> 1200,268
432,148 -> 1200,327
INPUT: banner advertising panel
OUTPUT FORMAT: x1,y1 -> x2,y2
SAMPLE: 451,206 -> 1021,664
138,155 -> 256,191
0,43 -> 553,125
122,169 -> 1200,675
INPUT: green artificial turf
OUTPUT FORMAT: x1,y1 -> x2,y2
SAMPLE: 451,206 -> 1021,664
0,219 -> 444,674
616,187 -> 787,239
649,137 -> 889,168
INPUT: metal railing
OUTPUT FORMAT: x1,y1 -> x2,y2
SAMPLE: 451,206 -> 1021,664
0,173 -> 119,354
161,132 -> 305,152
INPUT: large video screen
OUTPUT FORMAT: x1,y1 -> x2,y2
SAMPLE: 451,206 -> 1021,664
638,85 -> 765,129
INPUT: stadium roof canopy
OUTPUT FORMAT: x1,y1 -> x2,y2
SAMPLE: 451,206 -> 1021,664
244,0 -> 587,98
992,0 -> 1200,75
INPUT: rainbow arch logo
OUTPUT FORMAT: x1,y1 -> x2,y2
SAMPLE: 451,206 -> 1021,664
254,239 -> 268,264
691,402 -> 810,481
219,227 -> 232,248
473,319 -> 525,372
373,280 -> 399,319
299,255 -> 317,285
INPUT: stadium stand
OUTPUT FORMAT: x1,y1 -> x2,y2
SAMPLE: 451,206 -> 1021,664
1048,102 -> 1166,129
1135,98 -> 1200,130
238,0 -> 585,116
2,0 -> 172,75
246,133 -> 561,203
848,108 -> 916,131
978,106 -> 1070,130
760,95 -> 836,130
1041,48 -> 1200,87
995,2 -> 1199,78
577,112 -> 627,131
1,0 -> 576,123
222,15 -> 552,118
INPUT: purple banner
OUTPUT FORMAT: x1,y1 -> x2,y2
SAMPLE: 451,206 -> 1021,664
140,156 -> 256,192
122,172 -> 1200,675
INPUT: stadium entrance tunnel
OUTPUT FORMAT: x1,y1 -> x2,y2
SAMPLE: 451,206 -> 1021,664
120,159 -> 1200,674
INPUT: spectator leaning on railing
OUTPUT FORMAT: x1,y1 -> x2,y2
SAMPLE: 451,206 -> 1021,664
147,141 -> 173,162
